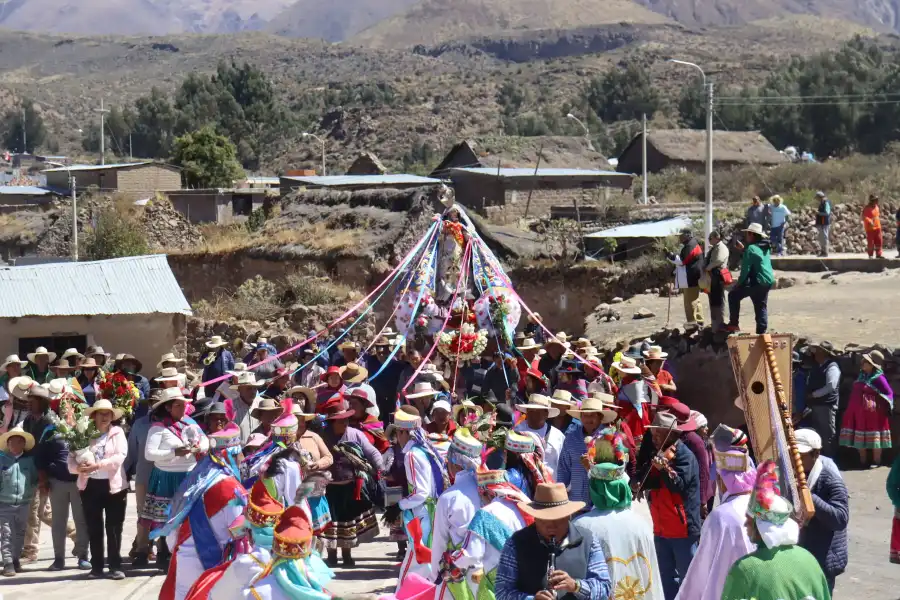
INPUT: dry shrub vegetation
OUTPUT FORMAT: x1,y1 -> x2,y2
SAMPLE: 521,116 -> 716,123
191,265 -> 357,322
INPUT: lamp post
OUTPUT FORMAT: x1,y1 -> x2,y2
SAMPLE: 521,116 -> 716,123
302,132 -> 326,176
566,113 -> 595,151
668,59 -> 713,245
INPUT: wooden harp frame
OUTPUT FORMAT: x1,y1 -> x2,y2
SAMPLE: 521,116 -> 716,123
727,333 -> 815,523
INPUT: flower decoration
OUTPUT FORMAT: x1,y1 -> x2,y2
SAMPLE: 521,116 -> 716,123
47,398 -> 99,452
97,371 -> 139,419
437,323 -> 489,361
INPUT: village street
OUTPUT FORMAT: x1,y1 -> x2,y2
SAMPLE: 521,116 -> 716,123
3,467 -> 898,600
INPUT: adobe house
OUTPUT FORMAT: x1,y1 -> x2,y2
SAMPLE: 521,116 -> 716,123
446,167 -> 633,225
616,130 -> 787,175
0,185 -> 61,208
0,254 -> 192,370
163,188 -> 270,224
43,162 -> 183,197
346,151 -> 388,175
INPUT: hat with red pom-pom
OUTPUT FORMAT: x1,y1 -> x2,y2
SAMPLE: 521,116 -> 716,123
747,460 -> 793,525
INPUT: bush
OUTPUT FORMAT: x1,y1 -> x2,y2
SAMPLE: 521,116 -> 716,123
283,265 -> 353,307
82,204 -> 150,260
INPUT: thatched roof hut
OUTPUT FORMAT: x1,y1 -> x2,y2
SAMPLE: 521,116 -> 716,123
616,130 -> 786,174
346,151 -> 388,175
431,136 -> 607,177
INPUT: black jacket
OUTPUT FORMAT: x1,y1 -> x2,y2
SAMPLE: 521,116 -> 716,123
798,457 -> 849,577
679,238 -> 704,287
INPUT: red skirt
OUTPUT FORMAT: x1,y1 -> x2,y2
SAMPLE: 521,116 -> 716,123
840,383 -> 892,450
892,510 -> 900,564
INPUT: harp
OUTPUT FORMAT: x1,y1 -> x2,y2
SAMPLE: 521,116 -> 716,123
727,333 -> 815,523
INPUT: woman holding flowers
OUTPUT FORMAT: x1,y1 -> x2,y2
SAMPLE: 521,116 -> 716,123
66,399 -> 129,580
143,388 -> 208,571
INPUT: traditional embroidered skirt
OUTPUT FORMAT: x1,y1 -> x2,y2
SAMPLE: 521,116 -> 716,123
892,509 -> 900,564
139,467 -> 190,529
320,483 -> 378,549
308,495 -> 333,535
839,394 -> 893,450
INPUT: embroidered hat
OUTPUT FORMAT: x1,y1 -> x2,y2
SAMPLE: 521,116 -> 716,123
246,478 -> 285,528
449,428 -> 483,460
504,430 -> 536,454
514,394 -> 560,418
746,460 -> 793,526
209,422 -> 243,450
272,505 -> 313,559
712,423 -> 751,473
589,462 -> 628,482
393,408 -> 423,430
271,398 -> 299,444
476,467 -> 508,488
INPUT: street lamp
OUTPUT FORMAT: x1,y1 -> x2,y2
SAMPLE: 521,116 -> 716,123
302,132 -> 326,176
668,59 -> 713,245
566,112 -> 595,151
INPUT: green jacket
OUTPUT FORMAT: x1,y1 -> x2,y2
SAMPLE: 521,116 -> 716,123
888,453 -> 900,508
737,241 -> 775,287
0,451 -> 37,506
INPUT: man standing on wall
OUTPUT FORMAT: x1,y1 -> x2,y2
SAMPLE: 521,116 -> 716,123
667,229 -> 704,328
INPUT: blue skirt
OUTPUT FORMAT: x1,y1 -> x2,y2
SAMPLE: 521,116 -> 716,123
138,468 -> 190,528
308,495 -> 333,535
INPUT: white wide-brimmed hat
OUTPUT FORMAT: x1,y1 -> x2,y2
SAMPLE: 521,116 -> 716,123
642,346 -> 668,361
743,222 -> 769,239
155,367 -> 182,383
516,337 -> 542,351
568,393 -> 619,423
514,393 -> 560,418
151,387 -> 191,410
86,399 -> 124,421
205,336 -> 228,349
232,371 -> 264,388
406,381 -> 439,399
60,348 -> 84,362
550,389 -> 575,408
1,354 -> 28,370
156,352 -> 185,370
611,356 -> 641,375
27,346 -> 57,363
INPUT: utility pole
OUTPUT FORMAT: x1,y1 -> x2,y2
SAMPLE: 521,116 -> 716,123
129,133 -> 133,160
705,81 -> 714,245
71,175 -> 78,261
641,113 -> 648,205
21,105 -> 26,154
95,98 -> 110,165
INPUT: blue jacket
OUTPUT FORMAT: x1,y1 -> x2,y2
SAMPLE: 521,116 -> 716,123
798,456 -> 849,577
0,451 -> 38,505
202,349 -> 235,391
34,428 -> 77,483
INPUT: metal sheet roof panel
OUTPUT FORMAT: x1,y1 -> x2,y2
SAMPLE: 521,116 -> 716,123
281,174 -> 440,187
450,167 -> 625,177
0,186 -> 53,195
0,254 -> 192,317
584,217 -> 693,239
42,161 -> 153,173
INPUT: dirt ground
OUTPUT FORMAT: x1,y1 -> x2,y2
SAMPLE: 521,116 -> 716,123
586,269 -> 900,349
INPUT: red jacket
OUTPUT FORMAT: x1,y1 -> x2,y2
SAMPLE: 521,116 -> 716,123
640,440 -> 701,539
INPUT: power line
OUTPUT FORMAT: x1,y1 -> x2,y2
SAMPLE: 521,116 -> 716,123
715,99 -> 900,108
716,92 -> 900,101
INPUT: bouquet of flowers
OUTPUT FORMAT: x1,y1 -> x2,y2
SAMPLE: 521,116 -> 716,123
437,323 -> 489,361
97,371 -> 140,419
48,398 -> 100,464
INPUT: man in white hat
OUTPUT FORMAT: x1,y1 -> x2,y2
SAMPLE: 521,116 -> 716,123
25,347 -> 56,385
556,394 -> 618,510
201,336 -> 235,398
495,482 -> 612,600
514,394 -> 564,476
724,222 -> 775,335
230,371 -> 265,443
0,355 -> 28,402
431,429 -> 484,600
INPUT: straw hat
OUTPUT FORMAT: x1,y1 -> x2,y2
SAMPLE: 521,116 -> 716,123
514,393 -> 560,418
60,348 -> 84,363
1,354 -> 28,370
642,346 -> 669,361
406,381 -> 439,400
341,362 -> 368,384
544,333 -> 570,351
232,371 -> 264,388
156,352 -> 185,370
251,397 -> 283,419
116,353 -> 143,373
611,356 -> 641,375
516,337 -> 542,351
205,336 -> 228,349
573,338 -> 592,349
87,346 -> 111,360
743,222 -> 769,239
550,389 -> 575,408
862,350 -> 885,369
337,340 -> 358,352
290,403 -> 318,421
79,357 -> 100,370
44,378 -> 71,398
452,398 -> 483,421
0,425 -> 35,453
52,358 -> 77,373
85,399 -> 124,421
8,376 -> 35,400
151,386 -> 191,411
27,346 -> 57,363
155,367 -> 181,383
228,362 -> 249,376
286,385 -> 316,406
568,393 -> 618,423
517,482 -> 585,520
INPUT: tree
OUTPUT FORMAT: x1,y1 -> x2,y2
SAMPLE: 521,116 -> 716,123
171,125 -> 244,189
584,57 -> 660,122
2,99 -> 47,153
83,205 -> 149,260
496,80 -> 530,116
131,88 -> 177,158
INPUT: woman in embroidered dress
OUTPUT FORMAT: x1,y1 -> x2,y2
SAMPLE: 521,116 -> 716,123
840,350 -> 894,467
291,403 -> 333,553
143,388 -> 209,571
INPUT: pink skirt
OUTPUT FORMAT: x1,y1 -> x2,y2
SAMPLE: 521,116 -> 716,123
840,394 -> 892,450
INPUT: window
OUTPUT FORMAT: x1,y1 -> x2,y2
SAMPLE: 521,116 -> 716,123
19,335 -> 88,360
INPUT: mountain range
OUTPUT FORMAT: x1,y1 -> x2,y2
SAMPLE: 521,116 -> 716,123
0,0 -> 896,42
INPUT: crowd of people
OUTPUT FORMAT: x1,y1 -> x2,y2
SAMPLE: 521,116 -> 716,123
0,322 -> 891,600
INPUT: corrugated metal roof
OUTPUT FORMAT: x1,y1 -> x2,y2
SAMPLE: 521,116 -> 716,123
0,254 -> 192,318
451,167 -> 625,178
0,186 -> 54,195
585,217 -> 693,239
281,174 -> 440,187
43,161 -> 153,173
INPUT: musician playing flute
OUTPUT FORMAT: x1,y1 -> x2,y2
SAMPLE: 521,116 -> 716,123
494,482 -> 612,600
634,411 -> 701,600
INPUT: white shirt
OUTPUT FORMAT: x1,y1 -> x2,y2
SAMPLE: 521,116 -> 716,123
90,432 -> 111,479
145,422 -> 209,472
430,470 -> 482,576
515,422 -> 565,476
